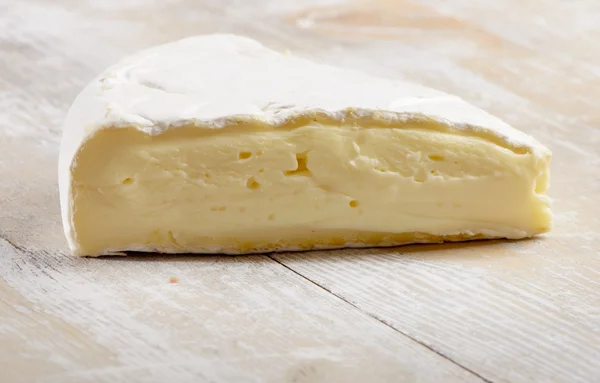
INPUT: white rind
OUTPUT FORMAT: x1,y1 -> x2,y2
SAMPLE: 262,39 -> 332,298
101,228 -> 527,256
59,34 -> 551,255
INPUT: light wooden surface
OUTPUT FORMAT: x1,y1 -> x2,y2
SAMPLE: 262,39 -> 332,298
1,0 -> 599,382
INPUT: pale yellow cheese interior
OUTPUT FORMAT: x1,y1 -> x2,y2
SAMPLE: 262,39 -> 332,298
70,120 -> 551,255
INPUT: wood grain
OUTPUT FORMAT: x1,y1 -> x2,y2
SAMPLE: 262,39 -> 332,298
1,0 -> 599,382
0,240 -> 483,383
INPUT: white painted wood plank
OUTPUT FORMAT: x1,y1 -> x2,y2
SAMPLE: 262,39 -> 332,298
0,240 -> 482,383
272,240 -> 600,383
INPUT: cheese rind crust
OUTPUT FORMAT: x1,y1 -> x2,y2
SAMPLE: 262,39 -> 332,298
59,34 -> 551,256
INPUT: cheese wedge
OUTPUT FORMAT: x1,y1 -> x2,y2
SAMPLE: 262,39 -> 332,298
59,34 -> 551,256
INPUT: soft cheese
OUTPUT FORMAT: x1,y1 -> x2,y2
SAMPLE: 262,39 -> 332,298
59,34 -> 552,256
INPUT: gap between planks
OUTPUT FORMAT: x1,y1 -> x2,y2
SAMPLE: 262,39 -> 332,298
266,253 -> 495,383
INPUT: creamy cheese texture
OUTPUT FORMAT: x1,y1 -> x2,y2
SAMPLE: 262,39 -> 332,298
59,34 -> 552,256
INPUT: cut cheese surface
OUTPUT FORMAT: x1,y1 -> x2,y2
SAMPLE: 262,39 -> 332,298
59,34 -> 552,256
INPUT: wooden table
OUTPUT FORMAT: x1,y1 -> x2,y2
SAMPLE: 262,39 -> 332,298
1,0 -> 599,382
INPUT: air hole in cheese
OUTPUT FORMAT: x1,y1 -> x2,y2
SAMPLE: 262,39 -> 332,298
284,151 -> 311,176
246,176 -> 260,189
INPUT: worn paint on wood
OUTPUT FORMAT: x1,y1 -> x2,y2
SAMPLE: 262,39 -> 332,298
1,0 -> 599,382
